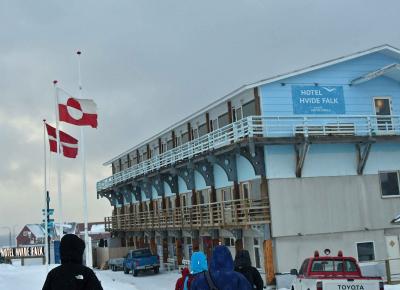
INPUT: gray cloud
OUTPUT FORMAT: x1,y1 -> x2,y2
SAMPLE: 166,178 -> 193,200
1,0 -> 400,239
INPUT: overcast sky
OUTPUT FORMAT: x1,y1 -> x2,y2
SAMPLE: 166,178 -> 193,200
0,0 -> 399,241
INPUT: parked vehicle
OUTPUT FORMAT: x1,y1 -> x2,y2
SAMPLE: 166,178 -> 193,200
123,248 -> 160,276
108,257 -> 125,271
291,250 -> 383,290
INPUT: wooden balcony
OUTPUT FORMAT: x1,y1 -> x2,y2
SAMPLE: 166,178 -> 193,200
105,198 -> 270,232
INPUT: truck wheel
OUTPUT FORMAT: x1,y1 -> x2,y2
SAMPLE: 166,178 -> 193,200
123,267 -> 129,274
133,270 -> 139,277
111,265 -> 115,271
154,267 -> 159,274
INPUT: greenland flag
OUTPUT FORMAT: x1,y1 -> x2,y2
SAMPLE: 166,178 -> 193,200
46,123 -> 79,158
58,88 -> 98,128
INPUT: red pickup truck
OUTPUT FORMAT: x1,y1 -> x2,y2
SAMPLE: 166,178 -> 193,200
290,250 -> 383,290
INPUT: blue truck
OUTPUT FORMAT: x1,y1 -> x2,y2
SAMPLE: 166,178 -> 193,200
123,248 -> 160,276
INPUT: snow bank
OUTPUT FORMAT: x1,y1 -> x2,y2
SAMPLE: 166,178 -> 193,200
0,264 -> 180,290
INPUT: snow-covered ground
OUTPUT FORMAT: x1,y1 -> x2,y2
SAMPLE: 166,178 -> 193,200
1,264 -> 400,290
0,264 -> 180,290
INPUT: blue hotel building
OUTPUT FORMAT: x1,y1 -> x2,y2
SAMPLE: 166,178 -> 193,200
97,45 -> 400,282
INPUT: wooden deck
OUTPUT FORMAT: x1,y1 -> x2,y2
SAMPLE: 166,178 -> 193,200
105,198 -> 270,231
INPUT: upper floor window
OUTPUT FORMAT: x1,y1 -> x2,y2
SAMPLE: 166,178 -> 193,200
167,139 -> 174,150
379,171 -> 400,197
232,106 -> 243,122
210,118 -> 218,132
242,100 -> 256,117
198,123 -> 208,137
191,128 -> 199,140
181,132 -> 189,144
218,113 -> 229,127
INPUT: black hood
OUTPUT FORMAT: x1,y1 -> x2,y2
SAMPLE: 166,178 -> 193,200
60,234 -> 85,264
234,249 -> 252,269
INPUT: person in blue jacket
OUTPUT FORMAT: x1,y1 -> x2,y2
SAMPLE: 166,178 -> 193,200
183,251 -> 208,290
190,245 -> 252,290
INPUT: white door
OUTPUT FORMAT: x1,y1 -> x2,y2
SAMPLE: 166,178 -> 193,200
385,236 -> 400,279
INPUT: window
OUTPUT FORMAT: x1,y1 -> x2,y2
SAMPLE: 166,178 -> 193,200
191,128 -> 199,139
186,237 -> 192,244
222,188 -> 232,202
224,237 -> 235,247
232,106 -> 243,122
181,132 -> 189,144
242,100 -> 256,117
175,135 -> 181,147
198,123 -> 208,137
357,242 -> 375,262
218,113 -> 229,127
210,119 -> 218,131
379,171 -> 400,197
161,142 -> 167,153
167,139 -> 173,150
299,259 -> 309,275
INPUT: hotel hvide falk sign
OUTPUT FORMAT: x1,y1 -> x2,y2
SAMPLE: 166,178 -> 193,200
0,246 -> 44,258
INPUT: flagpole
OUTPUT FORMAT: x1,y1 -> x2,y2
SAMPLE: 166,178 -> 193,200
53,80 -> 64,243
43,119 -> 49,268
77,50 -> 91,267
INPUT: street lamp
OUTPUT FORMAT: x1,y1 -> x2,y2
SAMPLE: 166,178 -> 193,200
0,226 -> 12,247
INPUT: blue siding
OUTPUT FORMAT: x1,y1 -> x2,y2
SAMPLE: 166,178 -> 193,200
151,186 -> 158,199
141,190 -> 149,201
164,182 -> 173,197
214,164 -> 233,188
261,53 -> 400,116
194,170 -> 208,190
364,143 -> 400,174
264,145 -> 296,178
178,176 -> 189,193
237,154 -> 258,182
265,143 -> 400,179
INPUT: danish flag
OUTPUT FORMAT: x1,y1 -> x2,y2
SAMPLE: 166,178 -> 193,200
45,123 -> 79,158
58,88 -> 98,128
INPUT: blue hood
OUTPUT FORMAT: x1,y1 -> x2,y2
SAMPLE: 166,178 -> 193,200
210,245 -> 234,272
190,251 -> 208,274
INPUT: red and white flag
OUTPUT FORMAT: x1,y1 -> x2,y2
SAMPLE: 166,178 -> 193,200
46,123 -> 79,158
57,88 -> 98,128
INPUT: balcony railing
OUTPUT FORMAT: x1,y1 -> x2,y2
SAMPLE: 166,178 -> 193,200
104,198 -> 270,231
98,115 -> 400,192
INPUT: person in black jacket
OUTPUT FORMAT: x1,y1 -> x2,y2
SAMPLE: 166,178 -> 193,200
42,234 -> 103,290
234,249 -> 264,290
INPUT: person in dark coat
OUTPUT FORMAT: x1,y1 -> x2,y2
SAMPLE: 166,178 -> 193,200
176,267 -> 190,290
191,245 -> 252,290
42,234 -> 103,290
234,249 -> 264,290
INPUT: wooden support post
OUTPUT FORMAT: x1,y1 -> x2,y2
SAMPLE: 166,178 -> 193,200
386,259 -> 392,284
150,237 -> 157,255
162,234 -> 168,263
176,237 -> 183,265
264,240 -> 275,285
192,230 -> 200,251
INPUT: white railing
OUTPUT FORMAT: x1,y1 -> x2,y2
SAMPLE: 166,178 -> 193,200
97,115 -> 400,191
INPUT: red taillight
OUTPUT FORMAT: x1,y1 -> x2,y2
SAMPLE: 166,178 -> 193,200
379,281 -> 384,290
316,281 -> 323,290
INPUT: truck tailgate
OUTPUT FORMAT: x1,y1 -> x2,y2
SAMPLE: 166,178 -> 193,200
136,256 -> 157,267
322,279 -> 380,290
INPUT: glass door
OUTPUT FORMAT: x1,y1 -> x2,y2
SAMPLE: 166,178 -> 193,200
374,97 -> 393,132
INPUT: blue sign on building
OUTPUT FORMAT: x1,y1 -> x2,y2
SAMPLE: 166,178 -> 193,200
292,85 -> 345,114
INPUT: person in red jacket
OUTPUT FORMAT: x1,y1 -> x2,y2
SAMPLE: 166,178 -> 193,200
175,267 -> 190,290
